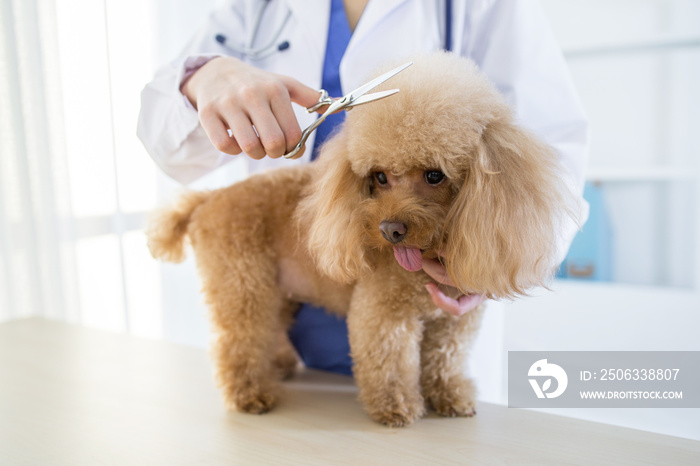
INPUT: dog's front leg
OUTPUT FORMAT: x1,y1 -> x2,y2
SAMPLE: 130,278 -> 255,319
347,277 -> 425,427
420,305 -> 484,417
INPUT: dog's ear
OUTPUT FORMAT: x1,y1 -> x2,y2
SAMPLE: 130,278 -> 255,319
295,133 -> 371,283
443,121 -> 575,299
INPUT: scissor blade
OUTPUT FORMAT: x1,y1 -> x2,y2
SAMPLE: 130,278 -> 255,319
345,89 -> 399,108
347,61 -> 413,103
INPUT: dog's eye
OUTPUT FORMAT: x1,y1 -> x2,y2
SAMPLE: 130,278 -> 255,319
374,172 -> 388,186
425,170 -> 445,185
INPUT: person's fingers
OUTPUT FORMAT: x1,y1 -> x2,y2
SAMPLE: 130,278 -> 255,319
193,59 -> 319,160
421,257 -> 457,288
425,283 -> 485,317
248,105 -> 287,159
199,110 -> 241,155
277,74 -> 323,109
224,111 -> 266,160
456,293 -> 487,313
269,90 -> 303,155
425,282 -> 461,315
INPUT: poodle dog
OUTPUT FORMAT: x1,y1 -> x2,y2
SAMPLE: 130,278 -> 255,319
147,52 -> 575,427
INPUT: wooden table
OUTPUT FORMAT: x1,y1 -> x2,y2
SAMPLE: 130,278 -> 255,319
0,318 -> 697,465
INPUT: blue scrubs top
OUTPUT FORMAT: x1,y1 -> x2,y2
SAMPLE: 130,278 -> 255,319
287,0 -> 353,376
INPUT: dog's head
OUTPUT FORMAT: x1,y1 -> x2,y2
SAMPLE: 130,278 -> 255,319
296,53 -> 577,299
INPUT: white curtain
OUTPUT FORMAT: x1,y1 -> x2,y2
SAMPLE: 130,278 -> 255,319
0,0 -> 242,345
1,0 -> 80,324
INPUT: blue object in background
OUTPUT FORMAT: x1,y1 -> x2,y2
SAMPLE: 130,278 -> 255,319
558,182 -> 613,281
288,304 -> 353,376
287,0 -> 353,376
310,0 -> 351,161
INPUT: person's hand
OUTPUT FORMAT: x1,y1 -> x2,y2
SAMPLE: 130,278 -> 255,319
422,257 -> 486,316
181,56 -> 321,160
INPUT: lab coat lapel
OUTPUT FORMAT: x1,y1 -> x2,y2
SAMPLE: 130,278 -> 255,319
340,0 -> 410,92
350,0 -> 410,48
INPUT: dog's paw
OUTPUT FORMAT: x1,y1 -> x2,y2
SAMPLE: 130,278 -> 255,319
273,348 -> 299,381
366,393 -> 425,427
424,377 -> 477,418
225,388 -> 277,414
371,409 -> 419,427
427,395 -> 476,417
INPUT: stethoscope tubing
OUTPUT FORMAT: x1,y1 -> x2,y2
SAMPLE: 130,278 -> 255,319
216,2 -> 291,59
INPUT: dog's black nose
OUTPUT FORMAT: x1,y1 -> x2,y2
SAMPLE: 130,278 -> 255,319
379,221 -> 407,244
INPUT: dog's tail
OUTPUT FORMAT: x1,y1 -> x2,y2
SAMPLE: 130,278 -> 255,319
146,191 -> 210,263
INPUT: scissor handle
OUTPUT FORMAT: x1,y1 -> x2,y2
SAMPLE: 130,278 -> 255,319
283,118 -> 324,159
283,94 -> 349,159
282,62 -> 411,159
305,89 -> 331,113
282,89 -> 330,159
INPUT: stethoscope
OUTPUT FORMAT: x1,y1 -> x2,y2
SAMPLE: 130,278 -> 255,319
215,1 -> 292,60
215,0 -> 453,60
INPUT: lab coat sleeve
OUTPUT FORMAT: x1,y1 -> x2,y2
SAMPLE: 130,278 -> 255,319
137,3 -> 248,185
467,0 -> 590,263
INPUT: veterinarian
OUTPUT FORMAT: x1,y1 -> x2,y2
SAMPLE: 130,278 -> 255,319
138,0 -> 589,376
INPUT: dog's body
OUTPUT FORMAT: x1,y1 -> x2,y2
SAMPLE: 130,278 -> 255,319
148,53 -> 575,427
151,163 -> 480,426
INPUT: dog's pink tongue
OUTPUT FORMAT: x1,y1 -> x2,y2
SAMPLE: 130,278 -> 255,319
393,246 -> 423,272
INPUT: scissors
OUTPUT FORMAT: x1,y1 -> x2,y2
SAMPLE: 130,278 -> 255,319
283,61 -> 413,159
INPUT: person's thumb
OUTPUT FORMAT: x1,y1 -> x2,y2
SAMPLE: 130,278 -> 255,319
278,75 -> 323,111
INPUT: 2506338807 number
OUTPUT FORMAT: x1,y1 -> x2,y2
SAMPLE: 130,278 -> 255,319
600,368 -> 679,381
